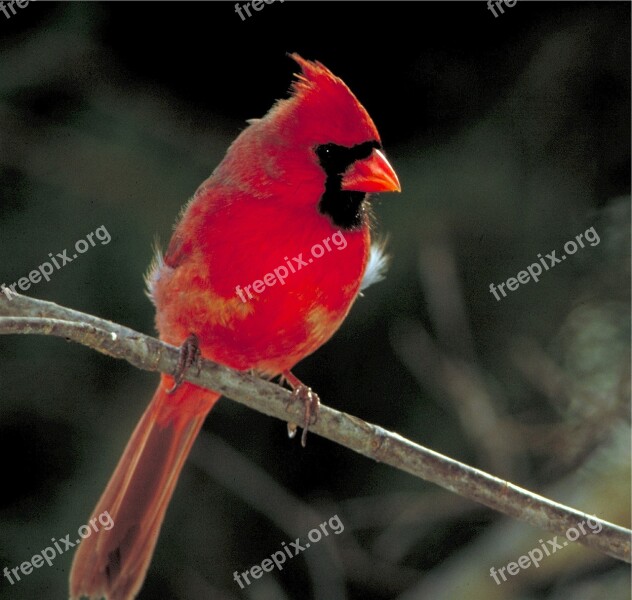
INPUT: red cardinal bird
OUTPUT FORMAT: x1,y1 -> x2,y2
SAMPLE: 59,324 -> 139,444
69,54 -> 400,600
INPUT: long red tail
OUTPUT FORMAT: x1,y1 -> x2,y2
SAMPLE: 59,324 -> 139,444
69,378 -> 219,600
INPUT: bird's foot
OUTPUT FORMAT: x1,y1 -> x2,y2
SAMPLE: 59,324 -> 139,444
167,333 -> 202,394
282,370 -> 320,447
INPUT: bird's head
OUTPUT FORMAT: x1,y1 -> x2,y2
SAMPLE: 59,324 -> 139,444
220,54 -> 400,230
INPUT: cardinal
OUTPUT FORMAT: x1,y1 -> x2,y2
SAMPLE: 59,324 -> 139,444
69,54 -> 400,599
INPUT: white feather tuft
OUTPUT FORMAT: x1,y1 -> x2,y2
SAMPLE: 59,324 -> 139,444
144,243 -> 165,305
360,241 -> 390,291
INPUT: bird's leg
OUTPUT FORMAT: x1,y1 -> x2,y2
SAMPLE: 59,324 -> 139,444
167,333 -> 202,394
281,370 -> 320,447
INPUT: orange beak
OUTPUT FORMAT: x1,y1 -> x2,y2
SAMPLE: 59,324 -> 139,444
341,148 -> 401,193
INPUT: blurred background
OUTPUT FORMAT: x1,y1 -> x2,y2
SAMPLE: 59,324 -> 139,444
0,2 -> 630,599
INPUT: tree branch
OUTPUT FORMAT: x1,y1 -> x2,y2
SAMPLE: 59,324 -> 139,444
1,293 -> 630,563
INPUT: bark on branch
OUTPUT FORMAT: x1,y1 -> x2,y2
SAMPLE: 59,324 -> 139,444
1,293 -> 630,563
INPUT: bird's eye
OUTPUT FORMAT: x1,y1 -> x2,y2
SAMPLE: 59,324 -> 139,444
315,144 -> 335,160
315,141 -> 381,176
315,143 -> 352,174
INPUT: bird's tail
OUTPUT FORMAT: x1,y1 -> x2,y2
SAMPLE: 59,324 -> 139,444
69,377 -> 219,600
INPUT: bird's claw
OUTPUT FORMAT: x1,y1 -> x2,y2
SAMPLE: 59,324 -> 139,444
285,384 -> 320,447
167,333 -> 201,394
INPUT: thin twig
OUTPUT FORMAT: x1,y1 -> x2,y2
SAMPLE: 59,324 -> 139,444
0,293 -> 630,563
